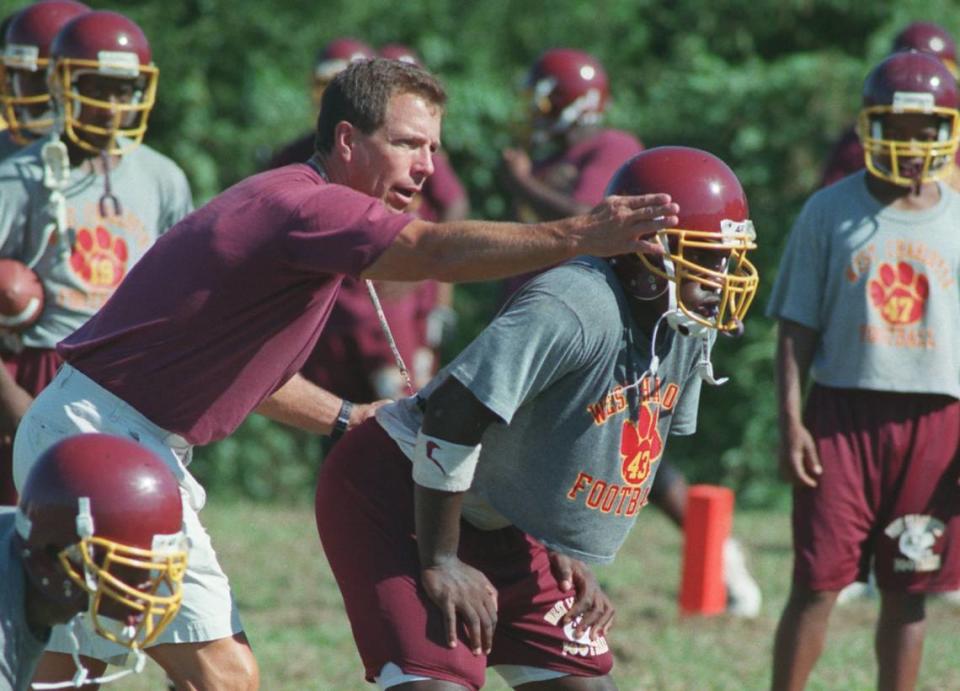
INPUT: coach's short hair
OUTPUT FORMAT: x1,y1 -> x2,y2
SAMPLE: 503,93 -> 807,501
315,57 -> 447,154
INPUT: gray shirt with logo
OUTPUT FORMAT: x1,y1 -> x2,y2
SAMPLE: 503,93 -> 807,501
0,509 -> 50,691
767,171 -> 960,397
378,256 -> 709,563
0,139 -> 193,348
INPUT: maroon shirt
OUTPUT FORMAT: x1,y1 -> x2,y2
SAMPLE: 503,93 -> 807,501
58,164 -> 413,444
299,277 -> 428,403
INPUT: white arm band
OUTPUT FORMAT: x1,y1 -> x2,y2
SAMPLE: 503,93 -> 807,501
412,431 -> 481,492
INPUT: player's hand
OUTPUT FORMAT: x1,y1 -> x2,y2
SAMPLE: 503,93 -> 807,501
778,420 -> 822,488
501,148 -> 533,183
581,194 -> 678,258
420,558 -> 498,656
548,551 -> 614,640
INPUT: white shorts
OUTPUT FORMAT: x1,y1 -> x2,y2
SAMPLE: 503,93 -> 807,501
13,364 -> 244,664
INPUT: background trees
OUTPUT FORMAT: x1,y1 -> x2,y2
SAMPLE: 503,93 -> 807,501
77,0 -> 955,505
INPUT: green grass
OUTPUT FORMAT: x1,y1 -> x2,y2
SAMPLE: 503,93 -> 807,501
106,502 -> 960,690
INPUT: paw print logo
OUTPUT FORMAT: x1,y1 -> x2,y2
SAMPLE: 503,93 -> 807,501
69,226 -> 128,288
620,403 -> 663,486
868,261 -> 928,326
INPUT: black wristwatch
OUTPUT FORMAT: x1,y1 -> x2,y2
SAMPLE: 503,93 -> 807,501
330,399 -> 354,441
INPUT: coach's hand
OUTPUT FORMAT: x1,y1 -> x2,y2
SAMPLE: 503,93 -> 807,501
548,551 -> 614,640
421,558 -> 498,656
779,420 -> 822,488
578,194 -> 678,259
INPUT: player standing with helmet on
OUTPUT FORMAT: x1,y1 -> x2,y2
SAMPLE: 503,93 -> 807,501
500,47 -> 644,297
820,21 -> 960,189
0,1 -> 90,161
2,434 -> 188,690
0,10 -> 193,509
316,146 -> 760,690
769,51 -> 960,690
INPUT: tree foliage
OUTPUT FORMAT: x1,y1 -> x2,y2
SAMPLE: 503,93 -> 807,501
69,0 -> 957,504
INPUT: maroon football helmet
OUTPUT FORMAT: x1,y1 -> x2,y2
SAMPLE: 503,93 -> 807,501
892,21 -> 958,78
0,0 -> 91,144
525,48 -> 609,138
605,146 -> 758,334
48,10 -> 157,155
312,37 -> 374,104
858,51 -> 960,186
15,434 -> 187,649
379,43 -> 422,67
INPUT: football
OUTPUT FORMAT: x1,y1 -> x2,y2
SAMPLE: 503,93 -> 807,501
0,259 -> 44,331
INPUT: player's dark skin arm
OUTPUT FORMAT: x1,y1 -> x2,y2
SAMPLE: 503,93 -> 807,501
775,319 -> 821,487
417,378 -> 615,656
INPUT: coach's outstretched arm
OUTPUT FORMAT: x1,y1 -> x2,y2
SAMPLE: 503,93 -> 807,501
362,194 -> 678,282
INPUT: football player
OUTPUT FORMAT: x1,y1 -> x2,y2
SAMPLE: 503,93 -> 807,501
12,57 -> 678,691
502,47 -> 762,617
0,1 -> 90,161
500,48 -> 644,296
769,51 -> 960,690
820,21 -> 959,189
0,9 -> 193,499
1,434 -> 187,689
317,146 -> 760,690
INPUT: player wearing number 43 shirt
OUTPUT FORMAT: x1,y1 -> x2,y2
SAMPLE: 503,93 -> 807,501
315,146 -> 760,690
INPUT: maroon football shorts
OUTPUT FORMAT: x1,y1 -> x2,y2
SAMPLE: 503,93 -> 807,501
793,385 -> 960,593
0,347 -> 62,504
315,420 -> 613,690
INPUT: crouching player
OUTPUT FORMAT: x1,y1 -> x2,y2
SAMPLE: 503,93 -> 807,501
2,434 -> 187,689
316,146 -> 760,690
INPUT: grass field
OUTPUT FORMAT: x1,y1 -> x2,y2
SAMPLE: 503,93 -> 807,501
108,500 -> 960,690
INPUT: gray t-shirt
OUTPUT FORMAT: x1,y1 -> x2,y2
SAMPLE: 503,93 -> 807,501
0,131 -> 21,163
0,139 -> 193,348
0,509 -> 50,691
767,171 -> 960,397
378,256 -> 708,563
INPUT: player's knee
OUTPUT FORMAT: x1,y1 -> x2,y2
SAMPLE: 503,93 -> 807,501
200,643 -> 259,691
786,584 -> 840,611
879,590 -> 926,624
156,635 -> 260,690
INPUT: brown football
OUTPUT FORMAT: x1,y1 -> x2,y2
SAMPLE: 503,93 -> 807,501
0,259 -> 44,331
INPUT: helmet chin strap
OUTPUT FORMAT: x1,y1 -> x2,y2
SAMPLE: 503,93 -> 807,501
30,617 -> 147,690
663,281 -> 711,339
658,252 -> 713,340
621,304 -> 728,404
